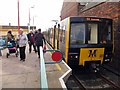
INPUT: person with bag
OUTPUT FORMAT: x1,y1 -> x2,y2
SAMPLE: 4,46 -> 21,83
27,30 -> 37,53
34,28 -> 46,58
16,28 -> 28,61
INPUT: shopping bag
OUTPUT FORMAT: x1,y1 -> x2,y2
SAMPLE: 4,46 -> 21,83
43,45 -> 46,53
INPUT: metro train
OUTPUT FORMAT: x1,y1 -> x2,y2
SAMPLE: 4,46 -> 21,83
43,16 -> 114,71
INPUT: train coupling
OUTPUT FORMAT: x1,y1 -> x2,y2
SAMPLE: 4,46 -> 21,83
90,63 -> 100,72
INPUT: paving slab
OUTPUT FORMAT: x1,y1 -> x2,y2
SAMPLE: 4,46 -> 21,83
1,46 -> 40,88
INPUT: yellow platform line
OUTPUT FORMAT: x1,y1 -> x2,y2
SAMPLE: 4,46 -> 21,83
55,63 -> 62,71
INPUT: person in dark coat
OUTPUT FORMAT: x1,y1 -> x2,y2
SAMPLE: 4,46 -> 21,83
27,30 -> 37,53
34,28 -> 46,58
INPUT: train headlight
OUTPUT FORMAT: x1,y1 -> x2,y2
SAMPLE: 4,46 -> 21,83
70,56 -> 73,58
105,54 -> 108,58
105,59 -> 110,62
75,56 -> 78,58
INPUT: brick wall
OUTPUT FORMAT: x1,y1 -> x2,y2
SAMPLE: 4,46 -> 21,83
60,2 -> 79,20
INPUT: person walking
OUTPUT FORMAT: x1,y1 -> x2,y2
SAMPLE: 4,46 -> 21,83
27,30 -> 37,53
34,28 -> 46,58
16,28 -> 28,61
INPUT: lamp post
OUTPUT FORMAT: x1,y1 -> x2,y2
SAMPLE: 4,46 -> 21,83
51,20 -> 58,25
32,15 -> 37,30
28,6 -> 34,31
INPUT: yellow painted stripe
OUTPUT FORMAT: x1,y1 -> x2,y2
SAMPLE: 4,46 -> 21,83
55,64 -> 62,71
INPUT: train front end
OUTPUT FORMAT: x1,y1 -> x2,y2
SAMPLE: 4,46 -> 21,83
66,17 -> 113,71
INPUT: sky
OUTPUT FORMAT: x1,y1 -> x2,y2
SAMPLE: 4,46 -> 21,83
0,0 -> 63,31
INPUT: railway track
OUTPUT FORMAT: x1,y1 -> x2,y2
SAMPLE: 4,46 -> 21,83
102,64 -> 120,77
66,71 -> 120,90
99,73 -> 120,88
99,65 -> 120,88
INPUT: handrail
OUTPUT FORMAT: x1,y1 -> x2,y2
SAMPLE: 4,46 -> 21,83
40,46 -> 48,90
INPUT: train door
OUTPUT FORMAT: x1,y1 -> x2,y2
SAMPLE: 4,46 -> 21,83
79,23 -> 105,66
59,25 -> 66,56
99,21 -> 113,63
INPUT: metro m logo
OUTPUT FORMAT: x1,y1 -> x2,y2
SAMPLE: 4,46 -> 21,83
88,50 -> 97,57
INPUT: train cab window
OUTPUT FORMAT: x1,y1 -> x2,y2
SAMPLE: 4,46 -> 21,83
88,24 -> 98,44
100,25 -> 112,44
70,23 -> 85,45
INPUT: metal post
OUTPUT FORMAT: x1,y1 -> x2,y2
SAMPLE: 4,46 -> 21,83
28,6 -> 34,31
57,24 -> 60,49
53,25 -> 56,49
28,8 -> 31,31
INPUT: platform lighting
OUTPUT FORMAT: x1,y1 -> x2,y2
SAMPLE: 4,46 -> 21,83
28,5 -> 35,31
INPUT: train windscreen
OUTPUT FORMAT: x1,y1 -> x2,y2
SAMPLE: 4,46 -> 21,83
70,23 -> 85,45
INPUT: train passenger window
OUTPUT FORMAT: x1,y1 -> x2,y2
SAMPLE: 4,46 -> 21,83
88,24 -> 98,44
70,23 -> 85,45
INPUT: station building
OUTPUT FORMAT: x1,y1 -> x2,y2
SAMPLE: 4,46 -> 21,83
0,25 -> 36,38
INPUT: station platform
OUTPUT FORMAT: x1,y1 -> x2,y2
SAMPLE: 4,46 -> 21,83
0,44 -> 72,89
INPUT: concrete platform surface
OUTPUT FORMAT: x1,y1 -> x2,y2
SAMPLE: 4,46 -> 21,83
0,45 -> 71,89
1,46 -> 40,89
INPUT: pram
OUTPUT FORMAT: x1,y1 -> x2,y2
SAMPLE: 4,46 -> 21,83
6,40 -> 19,58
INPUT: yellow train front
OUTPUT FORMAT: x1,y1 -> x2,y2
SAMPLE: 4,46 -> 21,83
45,17 -> 113,71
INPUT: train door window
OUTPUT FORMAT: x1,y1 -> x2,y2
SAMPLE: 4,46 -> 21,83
70,23 -> 85,45
62,26 -> 66,44
62,30 -> 65,43
88,24 -> 98,44
60,25 -> 66,43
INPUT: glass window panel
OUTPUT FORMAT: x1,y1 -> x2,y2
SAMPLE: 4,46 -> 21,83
70,23 -> 85,45
88,24 -> 98,44
100,25 -> 112,44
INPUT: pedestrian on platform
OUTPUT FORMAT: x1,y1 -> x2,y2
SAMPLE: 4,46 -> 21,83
27,30 -> 37,53
16,28 -> 28,61
34,29 -> 38,35
6,30 -> 14,43
34,28 -> 46,58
